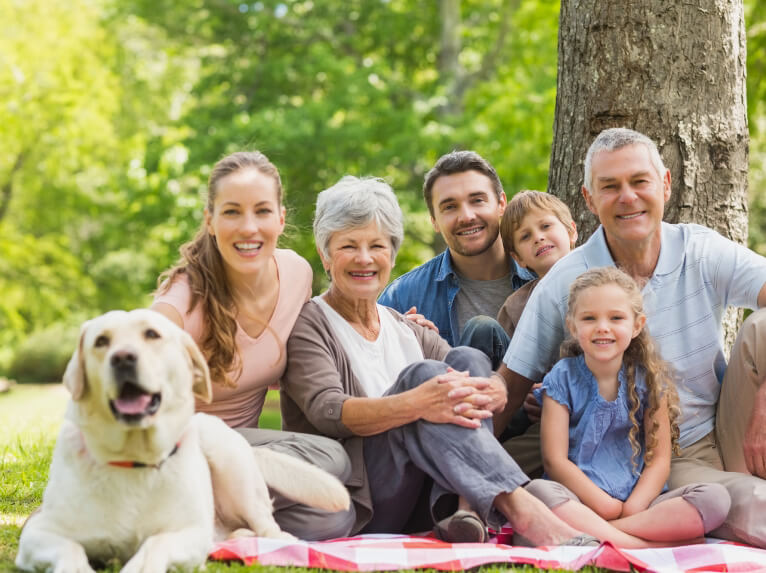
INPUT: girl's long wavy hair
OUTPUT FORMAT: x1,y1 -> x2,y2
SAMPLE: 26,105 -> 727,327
561,267 -> 681,471
156,151 -> 283,388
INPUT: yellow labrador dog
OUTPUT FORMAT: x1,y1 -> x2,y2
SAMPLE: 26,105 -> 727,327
16,309 -> 350,573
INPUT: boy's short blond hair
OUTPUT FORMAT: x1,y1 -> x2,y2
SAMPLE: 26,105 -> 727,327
500,190 -> 575,255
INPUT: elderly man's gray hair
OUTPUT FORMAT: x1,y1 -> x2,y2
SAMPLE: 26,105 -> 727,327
583,128 -> 667,192
313,175 -> 404,260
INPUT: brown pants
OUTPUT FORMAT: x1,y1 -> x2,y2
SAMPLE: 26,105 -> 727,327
669,307 -> 766,547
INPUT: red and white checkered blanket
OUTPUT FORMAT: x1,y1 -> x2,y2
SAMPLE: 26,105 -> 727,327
210,534 -> 766,572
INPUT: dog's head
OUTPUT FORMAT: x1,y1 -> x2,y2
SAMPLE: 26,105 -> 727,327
64,310 -> 212,431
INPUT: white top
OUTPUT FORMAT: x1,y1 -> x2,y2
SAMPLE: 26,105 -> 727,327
314,296 -> 425,397
504,223 -> 766,448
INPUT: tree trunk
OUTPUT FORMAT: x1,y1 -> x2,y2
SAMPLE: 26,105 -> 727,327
549,0 -> 748,353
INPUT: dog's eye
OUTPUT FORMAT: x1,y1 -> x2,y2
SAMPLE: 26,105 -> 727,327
144,328 -> 161,340
94,335 -> 109,348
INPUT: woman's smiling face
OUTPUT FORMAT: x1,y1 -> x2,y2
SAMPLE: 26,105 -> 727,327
321,221 -> 394,303
205,167 -> 285,280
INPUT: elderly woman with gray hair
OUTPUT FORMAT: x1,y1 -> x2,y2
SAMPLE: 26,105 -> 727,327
280,176 -> 596,545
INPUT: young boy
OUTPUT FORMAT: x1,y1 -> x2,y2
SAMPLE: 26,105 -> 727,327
497,191 -> 577,338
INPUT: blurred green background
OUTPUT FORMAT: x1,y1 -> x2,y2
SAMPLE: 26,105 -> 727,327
1,0 -> 765,383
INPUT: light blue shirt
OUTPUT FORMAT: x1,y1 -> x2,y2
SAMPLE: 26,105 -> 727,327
506,223 -> 766,448
536,355 -> 650,501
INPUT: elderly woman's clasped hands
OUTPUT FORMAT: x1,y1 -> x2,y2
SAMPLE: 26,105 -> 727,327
419,367 -> 502,427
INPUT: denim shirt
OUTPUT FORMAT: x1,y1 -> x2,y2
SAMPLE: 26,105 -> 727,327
535,355 -> 655,501
378,248 -> 533,346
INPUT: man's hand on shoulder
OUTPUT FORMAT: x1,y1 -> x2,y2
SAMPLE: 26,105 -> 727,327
404,306 -> 439,333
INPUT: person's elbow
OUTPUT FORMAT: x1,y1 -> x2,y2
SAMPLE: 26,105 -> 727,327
303,397 -> 356,439
757,281 -> 766,308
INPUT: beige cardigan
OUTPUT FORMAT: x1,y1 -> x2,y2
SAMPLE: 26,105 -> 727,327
280,300 -> 450,534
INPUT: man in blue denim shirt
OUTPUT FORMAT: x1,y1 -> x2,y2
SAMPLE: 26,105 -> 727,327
378,150 -> 533,367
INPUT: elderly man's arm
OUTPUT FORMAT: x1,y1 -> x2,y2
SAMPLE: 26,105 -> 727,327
742,278 -> 766,481
492,364 -> 537,437
745,386 -> 766,478
741,281 -> 766,478
758,282 -> 766,308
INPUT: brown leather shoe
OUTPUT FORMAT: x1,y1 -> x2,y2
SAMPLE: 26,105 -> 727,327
433,510 -> 488,543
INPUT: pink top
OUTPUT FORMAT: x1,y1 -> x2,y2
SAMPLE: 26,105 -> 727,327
154,248 -> 312,428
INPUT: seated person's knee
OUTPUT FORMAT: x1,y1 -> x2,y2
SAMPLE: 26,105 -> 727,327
444,346 -> 492,376
391,359 -> 447,392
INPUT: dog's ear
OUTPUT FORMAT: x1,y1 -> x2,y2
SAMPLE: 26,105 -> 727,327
63,321 -> 90,400
182,331 -> 212,403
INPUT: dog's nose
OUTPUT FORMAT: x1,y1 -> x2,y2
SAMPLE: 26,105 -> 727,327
111,350 -> 137,370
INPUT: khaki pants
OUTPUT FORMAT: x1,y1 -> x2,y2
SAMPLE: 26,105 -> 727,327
669,307 -> 766,547
502,421 -> 543,479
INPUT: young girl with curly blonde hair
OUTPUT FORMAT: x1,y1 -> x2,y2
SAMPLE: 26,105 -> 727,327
525,267 -> 731,547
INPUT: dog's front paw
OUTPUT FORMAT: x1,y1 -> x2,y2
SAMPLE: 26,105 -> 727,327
121,534 -> 207,573
16,533 -> 96,573
52,559 -> 97,573
120,548 -> 158,573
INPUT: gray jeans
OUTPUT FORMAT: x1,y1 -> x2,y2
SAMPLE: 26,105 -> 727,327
362,346 -> 529,533
235,427 -> 356,540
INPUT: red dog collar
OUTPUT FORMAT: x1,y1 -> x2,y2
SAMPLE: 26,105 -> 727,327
107,443 -> 180,469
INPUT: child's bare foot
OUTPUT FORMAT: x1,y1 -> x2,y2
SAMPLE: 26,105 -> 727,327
495,488 -> 584,546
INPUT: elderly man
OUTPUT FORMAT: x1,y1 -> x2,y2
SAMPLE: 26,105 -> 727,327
498,127 -> 766,546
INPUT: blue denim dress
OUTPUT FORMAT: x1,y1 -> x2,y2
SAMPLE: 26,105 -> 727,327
535,355 -> 653,501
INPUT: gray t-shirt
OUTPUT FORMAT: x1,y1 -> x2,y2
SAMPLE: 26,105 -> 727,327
455,273 -> 514,335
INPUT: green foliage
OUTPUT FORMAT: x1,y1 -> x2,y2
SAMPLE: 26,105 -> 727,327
7,321 -> 81,383
746,0 -> 766,136
123,0 -> 561,290
0,227 -> 96,368
1,0 -> 765,360
0,0 -> 196,353
746,0 -> 766,256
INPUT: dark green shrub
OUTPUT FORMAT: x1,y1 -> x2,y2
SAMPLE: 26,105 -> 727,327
8,321 -> 81,383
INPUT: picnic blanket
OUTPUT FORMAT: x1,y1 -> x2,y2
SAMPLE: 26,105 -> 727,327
210,534 -> 766,572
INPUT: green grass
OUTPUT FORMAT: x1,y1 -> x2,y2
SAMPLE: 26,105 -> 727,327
1,384 -> 65,573
0,385 -> 598,573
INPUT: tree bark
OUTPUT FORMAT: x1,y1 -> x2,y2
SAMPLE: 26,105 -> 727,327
549,0 -> 748,352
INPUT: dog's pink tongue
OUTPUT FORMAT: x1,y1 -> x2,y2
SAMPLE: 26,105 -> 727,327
114,394 -> 152,414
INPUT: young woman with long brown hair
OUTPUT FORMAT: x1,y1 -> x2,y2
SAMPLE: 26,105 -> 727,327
152,151 -> 354,540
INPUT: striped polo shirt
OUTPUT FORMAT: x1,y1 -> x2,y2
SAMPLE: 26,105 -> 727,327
504,223 -> 766,448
